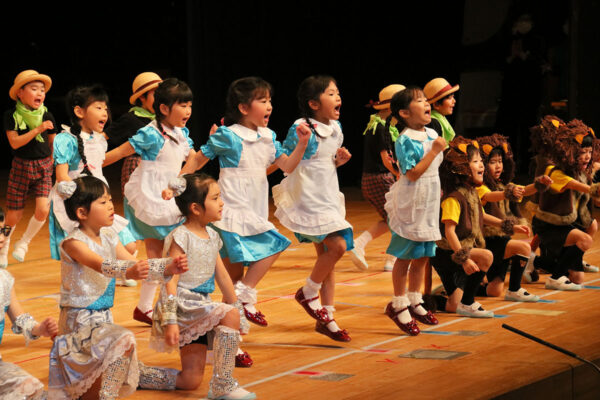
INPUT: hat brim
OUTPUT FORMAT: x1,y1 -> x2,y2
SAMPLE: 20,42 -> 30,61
427,84 -> 459,105
129,81 -> 161,105
9,74 -> 52,101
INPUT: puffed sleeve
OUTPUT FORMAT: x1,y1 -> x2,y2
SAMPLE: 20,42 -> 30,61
181,127 -> 194,149
128,125 -> 164,160
53,132 -> 78,166
395,135 -> 424,175
282,124 -> 319,159
271,132 -> 285,160
200,126 -> 236,160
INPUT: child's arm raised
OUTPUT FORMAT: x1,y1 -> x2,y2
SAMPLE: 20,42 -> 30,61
275,123 -> 310,173
6,121 -> 54,150
521,175 -> 553,197
103,141 -> 136,167
404,136 -> 445,182
482,213 -> 530,236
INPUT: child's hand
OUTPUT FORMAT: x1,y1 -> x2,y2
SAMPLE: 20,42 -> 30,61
127,260 -> 149,280
513,224 -> 530,236
462,258 -> 480,275
32,317 -> 58,338
39,120 -> 54,132
296,123 -> 312,145
209,124 -> 218,135
162,188 -> 174,200
538,175 -> 553,186
165,324 -> 180,347
165,255 -> 189,276
335,147 -> 352,166
512,185 -> 525,199
432,136 -> 447,154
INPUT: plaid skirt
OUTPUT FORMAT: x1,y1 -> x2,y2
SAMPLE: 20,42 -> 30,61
361,172 -> 395,220
6,156 -> 53,210
120,154 -> 141,195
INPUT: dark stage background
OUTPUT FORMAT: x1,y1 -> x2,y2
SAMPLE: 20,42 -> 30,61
1,0 -> 597,188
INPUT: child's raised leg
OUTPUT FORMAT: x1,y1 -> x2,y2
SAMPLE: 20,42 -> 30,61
12,197 -> 49,262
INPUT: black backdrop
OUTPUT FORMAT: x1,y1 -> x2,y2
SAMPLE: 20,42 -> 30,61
0,0 -> 583,187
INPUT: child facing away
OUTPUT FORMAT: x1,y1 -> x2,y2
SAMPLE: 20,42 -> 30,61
48,86 -> 138,287
0,205 -> 58,399
2,70 -> 57,266
103,78 -> 197,325
531,119 -> 600,290
351,84 -> 404,272
272,75 -> 353,342
429,137 -> 530,318
475,133 -> 550,302
151,173 -> 255,400
174,77 -> 310,329
47,176 -> 188,399
382,86 -> 446,336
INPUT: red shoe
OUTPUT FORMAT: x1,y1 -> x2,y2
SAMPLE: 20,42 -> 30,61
133,307 -> 153,326
385,302 -> 420,336
235,351 -> 253,368
409,306 -> 439,325
243,304 -> 268,327
315,321 -> 351,342
295,287 -> 331,324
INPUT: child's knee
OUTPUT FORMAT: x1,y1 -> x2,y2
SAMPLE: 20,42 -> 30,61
221,308 -> 240,330
486,280 -> 503,297
328,239 -> 346,258
579,234 -> 593,251
178,370 -> 203,390
569,270 -> 584,284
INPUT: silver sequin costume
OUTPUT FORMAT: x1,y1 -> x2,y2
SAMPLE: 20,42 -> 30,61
0,269 -> 46,400
150,225 -> 233,353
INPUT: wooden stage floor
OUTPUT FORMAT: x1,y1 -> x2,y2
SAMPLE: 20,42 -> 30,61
1,177 -> 600,399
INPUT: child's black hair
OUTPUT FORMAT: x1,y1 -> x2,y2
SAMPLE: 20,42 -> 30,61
297,75 -> 336,120
154,78 -> 193,141
64,176 -> 109,222
385,86 -> 424,135
174,173 -> 218,218
223,77 -> 272,126
0,205 -> 4,222
134,91 -> 150,108
66,85 -> 110,176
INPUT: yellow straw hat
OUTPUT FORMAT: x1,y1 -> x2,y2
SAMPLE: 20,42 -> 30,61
368,84 -> 406,110
9,70 -> 52,101
423,77 -> 459,104
129,72 -> 163,105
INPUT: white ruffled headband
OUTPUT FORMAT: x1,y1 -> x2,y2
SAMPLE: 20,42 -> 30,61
56,181 -> 77,199
168,176 -> 187,197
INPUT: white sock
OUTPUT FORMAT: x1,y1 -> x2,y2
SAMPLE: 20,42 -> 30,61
392,295 -> 412,324
323,305 -> 341,331
234,281 -> 258,313
407,291 -> 427,316
525,252 -> 536,272
18,216 -> 46,245
354,231 -> 373,249
137,281 -> 158,314
302,278 -> 322,311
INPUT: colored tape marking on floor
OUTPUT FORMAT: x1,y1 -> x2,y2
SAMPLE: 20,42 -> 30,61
510,308 -> 565,316
421,330 -> 453,335
310,373 -> 354,381
583,285 -> 600,289
493,314 -> 509,318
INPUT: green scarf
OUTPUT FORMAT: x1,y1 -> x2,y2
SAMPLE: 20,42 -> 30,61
13,101 -> 47,142
129,106 -> 155,120
431,110 -> 455,143
362,113 -> 400,142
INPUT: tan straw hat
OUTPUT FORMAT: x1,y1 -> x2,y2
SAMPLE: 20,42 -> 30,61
423,77 -> 459,104
9,70 -> 52,101
368,84 -> 406,110
129,72 -> 163,105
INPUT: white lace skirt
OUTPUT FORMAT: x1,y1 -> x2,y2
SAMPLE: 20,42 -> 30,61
0,360 -> 45,400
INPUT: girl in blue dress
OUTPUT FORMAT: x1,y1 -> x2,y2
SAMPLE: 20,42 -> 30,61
383,87 -> 446,336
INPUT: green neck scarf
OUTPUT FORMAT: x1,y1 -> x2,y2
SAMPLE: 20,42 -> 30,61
13,101 -> 47,142
362,113 -> 400,142
129,106 -> 155,120
431,109 -> 455,143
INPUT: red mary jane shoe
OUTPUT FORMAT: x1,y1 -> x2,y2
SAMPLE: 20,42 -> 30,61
315,321 -> 351,342
409,306 -> 439,325
385,302 -> 420,336
243,304 -> 268,327
235,351 -> 253,368
295,288 -> 331,324
133,307 -> 153,326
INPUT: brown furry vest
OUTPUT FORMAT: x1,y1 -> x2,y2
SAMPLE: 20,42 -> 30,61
437,186 -> 486,250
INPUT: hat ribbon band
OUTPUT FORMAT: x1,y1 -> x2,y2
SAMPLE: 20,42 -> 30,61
429,84 -> 453,101
133,79 -> 162,95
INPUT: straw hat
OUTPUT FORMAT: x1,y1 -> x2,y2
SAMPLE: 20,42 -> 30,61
9,70 -> 52,100
129,72 -> 163,105
423,77 -> 459,104
369,84 -> 406,110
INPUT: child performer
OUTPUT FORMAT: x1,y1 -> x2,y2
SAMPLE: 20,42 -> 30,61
351,84 -> 404,272
0,205 -> 58,399
2,70 -> 57,266
423,77 -> 459,143
48,176 -> 188,399
476,133 -> 549,301
430,137 -> 530,317
531,119 -> 600,290
151,174 -> 255,400
106,72 -> 162,195
272,75 -> 352,342
382,87 -> 446,335
104,78 -> 197,325
175,77 -> 310,328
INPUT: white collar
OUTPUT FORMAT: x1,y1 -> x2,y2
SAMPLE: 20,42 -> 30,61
229,124 -> 269,142
61,125 -> 99,141
402,127 -> 437,142
152,120 -> 180,140
295,118 -> 335,138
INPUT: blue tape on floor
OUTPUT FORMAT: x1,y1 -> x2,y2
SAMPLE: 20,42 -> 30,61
536,299 -> 556,303
421,331 -> 453,335
493,314 -> 509,318
583,285 -> 600,289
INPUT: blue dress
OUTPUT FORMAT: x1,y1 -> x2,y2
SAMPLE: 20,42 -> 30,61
384,127 -> 442,259
199,124 -> 291,264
